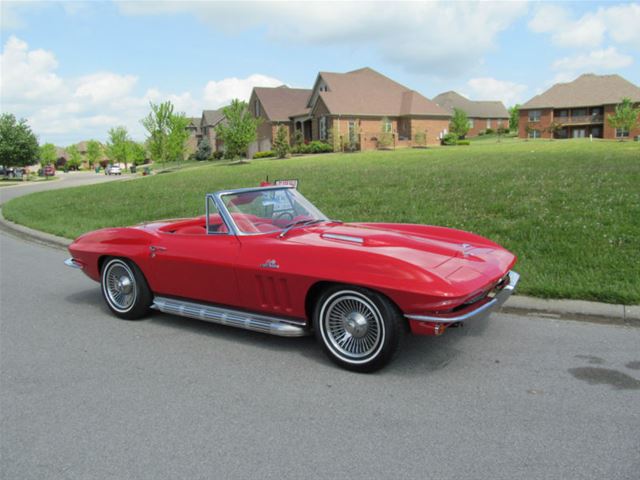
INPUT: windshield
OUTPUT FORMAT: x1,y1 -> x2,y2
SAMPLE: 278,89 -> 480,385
222,188 -> 328,234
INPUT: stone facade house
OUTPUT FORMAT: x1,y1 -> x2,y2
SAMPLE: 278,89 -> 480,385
432,91 -> 509,137
518,74 -> 640,140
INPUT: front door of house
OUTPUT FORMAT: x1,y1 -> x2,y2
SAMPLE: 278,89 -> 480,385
573,128 -> 586,138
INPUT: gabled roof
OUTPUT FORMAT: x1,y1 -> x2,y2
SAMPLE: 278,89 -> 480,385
187,117 -> 201,134
253,86 -> 312,121
202,109 -> 225,127
521,73 -> 640,109
311,67 -> 449,117
432,91 -> 509,119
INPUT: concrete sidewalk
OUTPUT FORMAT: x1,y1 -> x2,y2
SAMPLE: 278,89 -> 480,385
1,208 -> 638,327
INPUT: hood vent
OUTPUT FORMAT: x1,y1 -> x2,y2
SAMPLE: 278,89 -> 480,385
321,233 -> 364,244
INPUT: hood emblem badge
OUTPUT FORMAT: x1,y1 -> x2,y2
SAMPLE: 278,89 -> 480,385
261,259 -> 280,269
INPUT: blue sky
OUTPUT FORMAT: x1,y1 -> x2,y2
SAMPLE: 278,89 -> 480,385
1,0 -> 639,145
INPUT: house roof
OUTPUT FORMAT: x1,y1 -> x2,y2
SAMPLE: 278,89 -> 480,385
521,73 -> 640,109
432,91 -> 509,119
253,86 -> 312,121
202,109 -> 225,127
311,67 -> 450,117
187,117 -> 201,134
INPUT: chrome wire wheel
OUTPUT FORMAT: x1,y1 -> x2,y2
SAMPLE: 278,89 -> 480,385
320,291 -> 385,364
102,259 -> 137,313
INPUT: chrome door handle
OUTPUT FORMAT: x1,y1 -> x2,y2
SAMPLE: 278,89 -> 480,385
149,246 -> 167,252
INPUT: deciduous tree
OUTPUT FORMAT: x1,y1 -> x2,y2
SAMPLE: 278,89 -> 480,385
449,108 -> 470,138
273,125 -> 290,158
106,126 -> 130,168
607,97 -> 640,141
86,140 -> 102,169
0,113 -> 39,167
508,104 -> 520,131
39,143 -> 57,166
215,99 -> 260,160
66,144 -> 82,170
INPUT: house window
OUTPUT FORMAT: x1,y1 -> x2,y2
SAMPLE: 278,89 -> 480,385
572,108 -> 587,117
528,110 -> 541,122
591,107 -> 602,116
616,127 -> 629,138
255,100 -> 260,117
319,116 -> 327,140
486,119 -> 492,129
468,119 -> 474,128
382,118 -> 392,133
528,129 -> 541,139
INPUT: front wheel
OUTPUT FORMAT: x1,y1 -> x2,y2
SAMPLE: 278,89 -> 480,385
313,286 -> 403,373
101,257 -> 152,320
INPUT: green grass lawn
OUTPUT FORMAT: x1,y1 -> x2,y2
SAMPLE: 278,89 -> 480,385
4,139 -> 640,304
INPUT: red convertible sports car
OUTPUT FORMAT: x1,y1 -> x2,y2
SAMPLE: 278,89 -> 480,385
66,185 -> 519,372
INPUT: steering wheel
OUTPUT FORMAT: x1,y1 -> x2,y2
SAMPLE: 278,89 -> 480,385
274,211 -> 294,222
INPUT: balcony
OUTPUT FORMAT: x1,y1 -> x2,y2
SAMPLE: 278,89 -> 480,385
555,114 -> 604,125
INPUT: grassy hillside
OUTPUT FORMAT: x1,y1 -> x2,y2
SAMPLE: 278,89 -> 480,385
4,139 -> 640,304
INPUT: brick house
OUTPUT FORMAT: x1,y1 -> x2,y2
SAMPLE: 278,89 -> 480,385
250,67 -> 451,153
200,109 -> 226,151
185,117 -> 202,156
518,74 -> 640,140
248,86 -> 312,157
432,91 -> 509,137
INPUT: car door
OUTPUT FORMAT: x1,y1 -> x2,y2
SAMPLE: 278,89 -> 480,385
146,198 -> 242,307
147,233 -> 241,307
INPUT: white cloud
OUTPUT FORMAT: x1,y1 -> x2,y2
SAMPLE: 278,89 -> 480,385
74,73 -> 138,104
0,36 -> 276,144
528,3 -> 640,48
0,36 -> 66,102
466,77 -> 528,107
203,74 -> 284,108
553,47 -> 633,71
116,0 -> 528,76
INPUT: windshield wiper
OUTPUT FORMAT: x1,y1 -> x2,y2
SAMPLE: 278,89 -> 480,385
279,219 -> 325,238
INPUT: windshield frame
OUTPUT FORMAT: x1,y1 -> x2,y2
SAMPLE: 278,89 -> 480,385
208,186 -> 329,236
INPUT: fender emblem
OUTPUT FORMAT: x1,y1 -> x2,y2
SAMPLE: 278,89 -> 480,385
261,259 -> 280,269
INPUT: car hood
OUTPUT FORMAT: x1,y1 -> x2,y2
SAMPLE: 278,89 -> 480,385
290,222 -> 516,290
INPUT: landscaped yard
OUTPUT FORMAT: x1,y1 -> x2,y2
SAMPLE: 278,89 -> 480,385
3,139 -> 639,304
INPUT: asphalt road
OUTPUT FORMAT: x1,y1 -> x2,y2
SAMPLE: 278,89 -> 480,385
0,171 -> 127,204
1,179 -> 639,479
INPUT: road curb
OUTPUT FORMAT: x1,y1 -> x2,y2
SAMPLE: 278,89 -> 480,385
0,207 -> 71,249
1,207 -> 638,327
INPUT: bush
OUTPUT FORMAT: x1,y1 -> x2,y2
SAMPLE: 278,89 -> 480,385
307,141 -> 333,153
377,132 -> 393,149
485,128 -> 494,135
478,131 -> 485,136
273,125 -> 290,158
442,133 -> 459,145
212,151 -> 224,160
253,150 -> 275,159
413,131 -> 427,147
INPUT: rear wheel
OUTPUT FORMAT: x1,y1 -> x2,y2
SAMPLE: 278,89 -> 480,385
313,286 -> 403,373
101,257 -> 152,320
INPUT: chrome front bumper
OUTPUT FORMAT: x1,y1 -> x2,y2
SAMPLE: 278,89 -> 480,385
405,270 -> 520,324
64,257 -> 83,269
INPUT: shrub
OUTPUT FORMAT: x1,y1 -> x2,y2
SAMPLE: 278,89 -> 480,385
413,131 -> 427,147
307,141 -> 333,153
377,132 -> 393,149
478,131 -> 485,136
485,128 -> 495,135
442,133 -> 458,145
212,151 -> 224,160
253,150 -> 275,159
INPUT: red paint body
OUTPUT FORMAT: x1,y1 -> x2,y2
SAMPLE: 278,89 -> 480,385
69,215 -> 516,335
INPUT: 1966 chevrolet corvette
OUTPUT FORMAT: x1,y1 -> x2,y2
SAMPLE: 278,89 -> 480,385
66,185 -> 519,372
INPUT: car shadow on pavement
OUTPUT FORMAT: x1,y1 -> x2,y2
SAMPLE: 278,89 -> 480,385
64,287 -> 494,374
